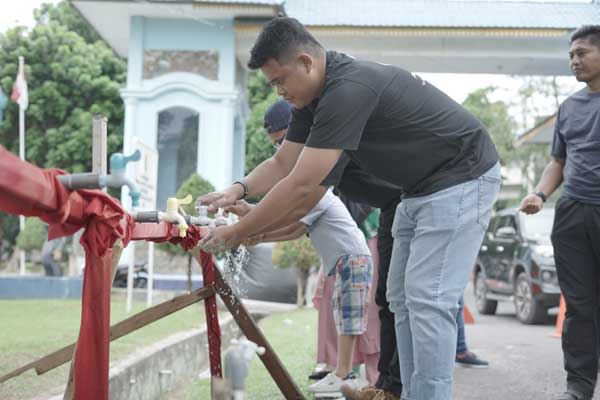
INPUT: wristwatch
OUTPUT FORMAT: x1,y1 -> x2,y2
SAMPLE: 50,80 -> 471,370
534,191 -> 547,203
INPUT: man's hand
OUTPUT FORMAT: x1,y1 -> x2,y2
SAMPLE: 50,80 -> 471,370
225,200 -> 255,218
198,225 -> 244,253
244,233 -> 266,246
519,194 -> 544,215
197,185 -> 244,213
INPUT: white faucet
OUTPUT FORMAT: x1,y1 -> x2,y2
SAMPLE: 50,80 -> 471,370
159,194 -> 192,237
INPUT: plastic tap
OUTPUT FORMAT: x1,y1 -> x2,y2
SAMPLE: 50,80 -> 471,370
190,204 -> 215,227
214,208 -> 229,227
101,150 -> 142,208
224,339 -> 266,397
164,194 -> 192,237
57,150 -> 142,210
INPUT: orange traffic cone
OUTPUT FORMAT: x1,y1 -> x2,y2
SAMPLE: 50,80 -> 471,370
463,304 -> 475,324
551,295 -> 566,339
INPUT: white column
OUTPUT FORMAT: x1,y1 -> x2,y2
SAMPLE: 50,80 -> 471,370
121,96 -> 138,312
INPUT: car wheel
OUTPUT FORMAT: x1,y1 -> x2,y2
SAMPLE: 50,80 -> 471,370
474,272 -> 498,315
514,273 -> 547,325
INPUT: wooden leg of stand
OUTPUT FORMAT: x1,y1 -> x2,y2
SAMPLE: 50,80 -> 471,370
192,249 -> 305,400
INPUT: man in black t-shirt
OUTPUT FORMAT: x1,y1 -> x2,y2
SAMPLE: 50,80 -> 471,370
198,18 -> 500,400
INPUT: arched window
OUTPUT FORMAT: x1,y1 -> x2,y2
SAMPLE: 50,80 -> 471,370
156,107 -> 199,208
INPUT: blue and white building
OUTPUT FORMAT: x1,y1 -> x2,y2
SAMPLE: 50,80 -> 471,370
71,0 -> 600,208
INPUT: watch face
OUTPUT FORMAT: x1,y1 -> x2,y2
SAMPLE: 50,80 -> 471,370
535,192 -> 546,202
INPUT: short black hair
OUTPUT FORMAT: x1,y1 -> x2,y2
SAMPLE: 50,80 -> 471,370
571,25 -> 600,48
247,17 -> 323,70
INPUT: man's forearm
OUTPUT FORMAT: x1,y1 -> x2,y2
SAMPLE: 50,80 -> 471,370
234,176 -> 323,238
535,159 -> 564,198
248,187 -> 325,234
262,223 -> 306,242
242,157 -> 289,198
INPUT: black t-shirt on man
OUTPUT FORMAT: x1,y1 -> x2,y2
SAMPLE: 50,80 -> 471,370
286,51 -> 499,196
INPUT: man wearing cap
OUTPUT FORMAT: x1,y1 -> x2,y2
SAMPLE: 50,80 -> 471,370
264,99 -> 292,147
232,99 -> 375,396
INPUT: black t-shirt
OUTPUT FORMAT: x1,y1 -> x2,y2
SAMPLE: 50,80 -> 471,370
327,154 -> 403,210
287,51 -> 499,196
552,88 -> 600,205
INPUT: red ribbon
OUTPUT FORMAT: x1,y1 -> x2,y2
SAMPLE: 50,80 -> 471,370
199,249 -> 223,377
0,152 -> 223,393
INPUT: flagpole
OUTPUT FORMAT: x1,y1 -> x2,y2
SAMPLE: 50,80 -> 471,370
18,104 -> 26,275
14,56 -> 27,276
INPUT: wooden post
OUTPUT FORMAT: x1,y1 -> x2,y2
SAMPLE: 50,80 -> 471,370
191,249 -> 305,400
92,115 -> 108,182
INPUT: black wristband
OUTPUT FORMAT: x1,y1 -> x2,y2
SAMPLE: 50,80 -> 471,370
233,181 -> 248,200
534,191 -> 547,203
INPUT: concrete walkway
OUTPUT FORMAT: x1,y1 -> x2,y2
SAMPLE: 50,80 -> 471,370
454,284 -> 600,400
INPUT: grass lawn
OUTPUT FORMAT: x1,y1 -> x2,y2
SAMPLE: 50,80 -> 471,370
0,297 -> 206,400
181,307 -> 318,400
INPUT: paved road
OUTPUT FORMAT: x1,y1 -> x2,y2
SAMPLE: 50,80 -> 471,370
453,284 -> 599,400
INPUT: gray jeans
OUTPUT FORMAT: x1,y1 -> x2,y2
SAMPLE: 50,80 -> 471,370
387,163 -> 501,400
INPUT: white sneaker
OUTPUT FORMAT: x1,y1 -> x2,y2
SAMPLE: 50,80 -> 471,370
308,372 -> 358,394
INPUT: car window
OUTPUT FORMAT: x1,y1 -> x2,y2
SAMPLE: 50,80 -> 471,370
520,210 -> 554,240
494,215 -> 516,235
487,215 -> 499,234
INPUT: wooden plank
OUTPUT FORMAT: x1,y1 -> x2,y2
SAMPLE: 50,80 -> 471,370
191,249 -> 305,400
0,286 -> 215,383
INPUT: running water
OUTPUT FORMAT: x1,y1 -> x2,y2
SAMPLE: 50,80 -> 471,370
222,245 -> 250,298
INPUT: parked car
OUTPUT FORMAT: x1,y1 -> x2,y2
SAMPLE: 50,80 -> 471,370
473,208 -> 560,324
113,263 -> 148,289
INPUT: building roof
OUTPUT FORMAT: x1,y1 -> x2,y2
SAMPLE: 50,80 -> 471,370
516,114 -> 557,146
284,0 -> 600,29
201,0 -> 283,4
71,0 -> 599,75
91,0 -> 600,29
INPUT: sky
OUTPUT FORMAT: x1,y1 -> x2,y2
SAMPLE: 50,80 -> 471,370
0,0 -> 61,32
0,0 -> 586,133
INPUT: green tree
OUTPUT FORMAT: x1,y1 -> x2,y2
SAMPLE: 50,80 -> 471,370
0,1 -> 126,262
272,236 -> 319,306
247,71 -> 274,109
34,1 -> 101,44
462,87 -> 516,165
0,2 -> 126,172
175,173 -> 215,216
16,218 -> 47,252
244,72 -> 278,174
245,91 -> 279,174
512,77 -> 566,195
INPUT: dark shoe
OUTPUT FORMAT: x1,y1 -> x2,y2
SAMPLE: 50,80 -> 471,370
340,385 -> 382,400
553,390 -> 592,400
308,369 -> 332,381
455,351 -> 489,368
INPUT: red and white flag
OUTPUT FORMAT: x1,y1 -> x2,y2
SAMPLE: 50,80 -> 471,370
11,56 -> 28,110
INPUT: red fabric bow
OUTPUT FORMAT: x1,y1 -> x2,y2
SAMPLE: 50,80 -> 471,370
0,148 -> 222,396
